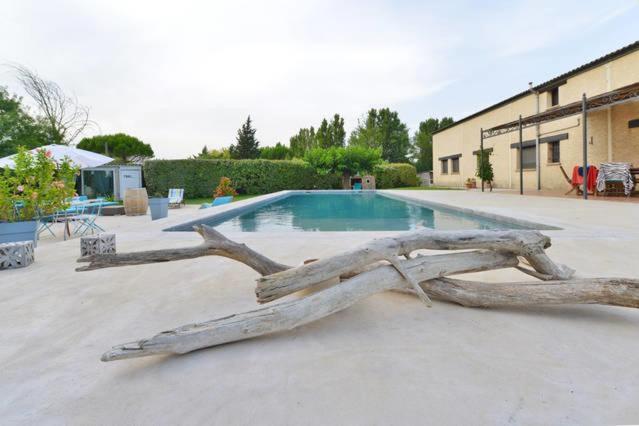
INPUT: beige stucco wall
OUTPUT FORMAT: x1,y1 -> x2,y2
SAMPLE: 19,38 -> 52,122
433,48 -> 639,190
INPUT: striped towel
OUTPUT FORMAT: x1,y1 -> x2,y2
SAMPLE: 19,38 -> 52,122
596,162 -> 634,195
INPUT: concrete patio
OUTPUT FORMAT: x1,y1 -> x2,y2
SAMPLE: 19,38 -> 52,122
1,190 -> 638,425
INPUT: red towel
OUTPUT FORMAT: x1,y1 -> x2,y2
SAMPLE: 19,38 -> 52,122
571,165 -> 598,192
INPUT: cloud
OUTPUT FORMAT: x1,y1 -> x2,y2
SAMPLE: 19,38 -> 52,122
1,0 -> 636,158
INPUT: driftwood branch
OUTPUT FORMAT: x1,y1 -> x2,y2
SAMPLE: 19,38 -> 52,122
422,277 -> 639,308
255,229 -> 573,303
77,225 -> 289,276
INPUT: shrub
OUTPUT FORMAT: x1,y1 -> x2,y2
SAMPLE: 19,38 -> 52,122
373,163 -> 419,188
0,147 -> 78,222
214,177 -> 238,197
144,159 -> 340,198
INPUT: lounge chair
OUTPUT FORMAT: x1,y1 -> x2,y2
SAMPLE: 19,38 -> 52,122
353,182 -> 362,190
559,164 -> 597,196
200,196 -> 233,209
168,188 -> 185,208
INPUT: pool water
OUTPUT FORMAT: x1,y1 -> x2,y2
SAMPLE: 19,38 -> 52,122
172,192 -> 538,232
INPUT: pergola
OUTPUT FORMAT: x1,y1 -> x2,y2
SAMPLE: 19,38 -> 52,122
479,82 -> 639,198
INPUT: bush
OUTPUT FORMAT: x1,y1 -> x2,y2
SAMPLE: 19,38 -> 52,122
0,147 -> 78,222
373,163 -> 419,188
144,159 -> 340,198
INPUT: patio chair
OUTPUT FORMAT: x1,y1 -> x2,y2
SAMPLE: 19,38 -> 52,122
596,162 -> 635,197
559,164 -> 597,196
353,182 -> 363,190
168,188 -> 185,208
200,196 -> 233,209
73,202 -> 105,236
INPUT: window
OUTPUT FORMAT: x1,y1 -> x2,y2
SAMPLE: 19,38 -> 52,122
441,159 -> 448,174
519,146 -> 536,170
550,87 -> 559,106
451,157 -> 459,174
548,141 -> 560,163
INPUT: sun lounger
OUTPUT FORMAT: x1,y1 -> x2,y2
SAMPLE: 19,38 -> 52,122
168,188 -> 185,208
200,196 -> 233,209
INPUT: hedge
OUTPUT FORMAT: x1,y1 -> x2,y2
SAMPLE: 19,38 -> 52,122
373,163 -> 419,188
144,159 -> 340,198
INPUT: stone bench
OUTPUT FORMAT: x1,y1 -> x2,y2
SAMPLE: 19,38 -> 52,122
81,234 -> 116,257
0,241 -> 35,270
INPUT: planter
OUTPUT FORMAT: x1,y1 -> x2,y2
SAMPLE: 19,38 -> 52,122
0,220 -> 38,244
148,198 -> 169,220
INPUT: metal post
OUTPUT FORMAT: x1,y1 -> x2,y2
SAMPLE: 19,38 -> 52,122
519,115 -> 523,195
582,93 -> 588,200
480,128 -> 484,192
535,93 -> 541,191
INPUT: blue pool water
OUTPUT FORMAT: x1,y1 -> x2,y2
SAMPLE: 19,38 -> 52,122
170,192 -> 541,232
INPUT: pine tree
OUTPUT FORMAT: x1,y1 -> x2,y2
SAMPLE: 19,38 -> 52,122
229,116 -> 260,159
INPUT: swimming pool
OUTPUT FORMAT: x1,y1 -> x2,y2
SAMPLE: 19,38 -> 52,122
169,191 -> 549,232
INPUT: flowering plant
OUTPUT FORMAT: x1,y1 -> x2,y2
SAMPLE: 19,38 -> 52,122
0,147 -> 79,222
214,176 -> 238,198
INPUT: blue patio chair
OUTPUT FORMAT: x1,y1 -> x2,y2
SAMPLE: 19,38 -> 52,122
353,182 -> 363,190
73,202 -> 105,236
168,188 -> 185,208
200,196 -> 233,209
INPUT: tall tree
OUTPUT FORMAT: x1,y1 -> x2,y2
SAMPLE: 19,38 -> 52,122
77,133 -> 154,163
328,113 -> 346,148
289,126 -> 316,158
0,87 -> 50,157
412,117 -> 454,172
193,145 -> 230,159
11,64 -> 91,145
316,118 -> 330,149
229,116 -> 260,159
349,108 -> 410,163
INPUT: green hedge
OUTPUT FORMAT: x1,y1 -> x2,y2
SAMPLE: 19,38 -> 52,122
373,163 -> 419,188
144,159 -> 340,198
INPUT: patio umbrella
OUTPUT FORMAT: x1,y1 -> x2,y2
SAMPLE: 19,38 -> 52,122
0,144 -> 113,169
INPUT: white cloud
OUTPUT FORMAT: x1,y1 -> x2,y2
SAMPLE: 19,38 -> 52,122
1,0 -> 636,157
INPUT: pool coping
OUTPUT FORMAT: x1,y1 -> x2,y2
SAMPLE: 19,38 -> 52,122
164,189 -> 560,232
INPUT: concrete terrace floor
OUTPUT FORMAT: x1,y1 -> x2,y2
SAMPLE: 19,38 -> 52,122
1,190 -> 639,425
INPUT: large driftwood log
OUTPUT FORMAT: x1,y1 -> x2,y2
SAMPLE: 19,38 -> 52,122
101,250 -> 518,361
75,226 -> 638,363
255,229 -> 574,303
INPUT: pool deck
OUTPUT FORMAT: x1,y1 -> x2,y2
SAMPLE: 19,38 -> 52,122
1,190 -> 639,425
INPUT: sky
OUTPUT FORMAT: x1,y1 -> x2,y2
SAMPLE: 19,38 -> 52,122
1,0 -> 638,158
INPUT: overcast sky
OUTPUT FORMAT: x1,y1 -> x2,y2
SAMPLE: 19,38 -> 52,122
1,0 -> 638,158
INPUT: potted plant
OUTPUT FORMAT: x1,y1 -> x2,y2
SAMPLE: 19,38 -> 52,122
0,147 -> 78,244
148,191 -> 169,220
465,178 -> 476,189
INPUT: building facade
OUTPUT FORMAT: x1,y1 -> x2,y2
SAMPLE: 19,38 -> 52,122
433,42 -> 639,190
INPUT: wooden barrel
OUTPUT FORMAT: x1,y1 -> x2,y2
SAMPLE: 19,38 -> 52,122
124,188 -> 149,216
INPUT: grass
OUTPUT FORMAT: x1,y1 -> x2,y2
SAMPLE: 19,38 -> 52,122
184,194 -> 258,205
390,186 -> 460,190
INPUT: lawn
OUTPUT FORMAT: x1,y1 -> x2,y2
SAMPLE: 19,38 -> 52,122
184,194 -> 258,205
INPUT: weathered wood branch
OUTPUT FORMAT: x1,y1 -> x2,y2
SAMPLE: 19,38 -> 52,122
77,225 -> 290,275
422,277 -> 639,308
101,250 -> 518,361
255,229 -> 573,303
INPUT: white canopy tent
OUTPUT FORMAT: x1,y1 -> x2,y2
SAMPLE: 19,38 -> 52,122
0,144 -> 113,169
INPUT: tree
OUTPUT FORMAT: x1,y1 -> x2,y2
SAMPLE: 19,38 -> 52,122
316,114 -> 346,149
289,127 -> 316,158
260,142 -> 291,160
412,117 -> 454,172
193,146 -> 230,159
476,149 -> 494,191
11,64 -> 91,145
77,133 -> 154,163
349,108 -> 410,163
0,87 -> 50,157
304,146 -> 382,177
229,116 -> 260,159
